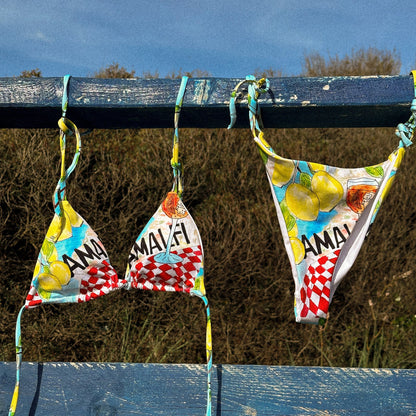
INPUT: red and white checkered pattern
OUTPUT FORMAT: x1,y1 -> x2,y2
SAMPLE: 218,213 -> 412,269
25,286 -> 44,308
299,249 -> 340,319
130,246 -> 202,293
78,260 -> 121,302
25,260 -> 121,308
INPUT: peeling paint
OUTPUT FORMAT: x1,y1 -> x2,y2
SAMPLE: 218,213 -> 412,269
194,80 -> 211,105
301,100 -> 311,106
290,94 -> 298,100
323,85 -> 330,91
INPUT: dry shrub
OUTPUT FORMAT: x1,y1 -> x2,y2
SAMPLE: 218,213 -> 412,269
1,125 -> 416,369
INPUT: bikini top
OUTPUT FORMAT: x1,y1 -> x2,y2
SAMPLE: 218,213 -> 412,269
26,76 -> 206,306
10,76 -> 212,416
228,74 -> 415,324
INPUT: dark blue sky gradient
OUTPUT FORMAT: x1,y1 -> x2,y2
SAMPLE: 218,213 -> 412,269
1,0 -> 415,77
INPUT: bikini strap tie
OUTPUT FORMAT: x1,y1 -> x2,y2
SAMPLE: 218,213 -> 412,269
228,75 -> 270,136
8,306 -> 24,416
53,75 -> 81,216
395,70 -> 416,148
228,75 -> 272,152
171,76 -> 189,197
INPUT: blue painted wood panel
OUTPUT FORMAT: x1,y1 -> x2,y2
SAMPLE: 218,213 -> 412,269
0,75 -> 413,128
1,362 -> 416,415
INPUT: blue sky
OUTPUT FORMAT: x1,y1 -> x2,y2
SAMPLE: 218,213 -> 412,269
1,0 -> 415,77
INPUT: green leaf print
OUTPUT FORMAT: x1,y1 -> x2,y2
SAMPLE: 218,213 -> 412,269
41,240 -> 54,260
300,172 -> 312,189
365,166 -> 384,178
38,287 -> 52,299
280,199 -> 296,232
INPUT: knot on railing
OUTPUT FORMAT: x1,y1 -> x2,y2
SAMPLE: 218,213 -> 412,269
395,97 -> 416,147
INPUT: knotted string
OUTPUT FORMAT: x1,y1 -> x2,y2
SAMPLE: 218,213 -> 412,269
229,74 -> 415,152
395,70 -> 416,148
171,77 -> 212,416
228,75 -> 271,150
171,76 -> 188,198
202,295 -> 212,416
54,75 -> 81,216
8,306 -> 23,416
8,75 -> 80,416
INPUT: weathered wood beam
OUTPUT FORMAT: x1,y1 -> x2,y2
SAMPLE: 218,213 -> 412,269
1,362 -> 416,415
0,75 -> 413,129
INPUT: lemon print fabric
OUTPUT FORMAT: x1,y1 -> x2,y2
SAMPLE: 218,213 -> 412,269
256,138 -> 406,324
25,200 -> 121,308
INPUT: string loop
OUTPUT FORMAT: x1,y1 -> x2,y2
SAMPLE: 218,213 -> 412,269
228,75 -> 270,138
395,70 -> 416,148
53,75 -> 81,216
171,76 -> 189,197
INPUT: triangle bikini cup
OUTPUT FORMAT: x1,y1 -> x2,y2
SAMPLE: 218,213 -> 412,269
9,76 -> 212,416
228,74 -> 415,324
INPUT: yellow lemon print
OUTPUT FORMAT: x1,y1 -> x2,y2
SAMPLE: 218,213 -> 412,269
290,237 -> 305,264
37,261 -> 71,291
286,183 -> 320,221
271,157 -> 296,187
288,221 -> 298,238
311,171 -> 344,212
45,213 -> 72,242
45,202 -> 83,243
49,261 -> 71,285
308,162 -> 325,172
45,214 -> 62,241
62,201 -> 83,227
38,273 -> 63,291
33,260 -> 41,277
48,245 -> 58,262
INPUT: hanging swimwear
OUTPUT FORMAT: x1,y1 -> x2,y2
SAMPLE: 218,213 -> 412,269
125,77 -> 212,416
228,74 -> 415,324
8,75 -> 124,416
9,76 -> 212,416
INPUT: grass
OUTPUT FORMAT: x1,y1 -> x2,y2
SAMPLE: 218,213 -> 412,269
1,125 -> 416,368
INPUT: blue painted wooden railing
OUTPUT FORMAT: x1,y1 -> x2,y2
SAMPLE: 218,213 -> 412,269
0,75 -> 414,128
1,75 -> 416,415
1,362 -> 416,415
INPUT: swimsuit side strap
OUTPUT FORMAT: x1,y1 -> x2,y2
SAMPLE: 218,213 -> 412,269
227,77 -> 253,130
53,75 -> 82,215
199,294 -> 212,416
395,70 -> 416,149
171,76 -> 189,197
412,70 -> 416,99
8,305 -> 25,416
228,76 -> 273,149
61,74 -> 70,118
247,77 -> 270,141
